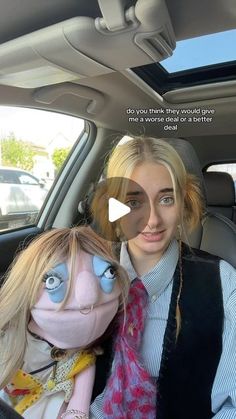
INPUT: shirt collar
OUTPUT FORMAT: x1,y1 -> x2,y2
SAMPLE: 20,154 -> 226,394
120,239 -> 179,297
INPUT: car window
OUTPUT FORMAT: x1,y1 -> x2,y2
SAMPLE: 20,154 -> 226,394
0,169 -> 18,184
0,106 -> 84,232
18,173 -> 39,185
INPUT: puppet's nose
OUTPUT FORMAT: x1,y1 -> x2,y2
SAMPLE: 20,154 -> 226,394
74,271 -> 100,311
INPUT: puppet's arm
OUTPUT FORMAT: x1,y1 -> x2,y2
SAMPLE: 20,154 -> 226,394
59,363 -> 96,419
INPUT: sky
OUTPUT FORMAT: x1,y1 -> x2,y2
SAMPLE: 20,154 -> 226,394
0,106 -> 84,147
161,29 -> 236,73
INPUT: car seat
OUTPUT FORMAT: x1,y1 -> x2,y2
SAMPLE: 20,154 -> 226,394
166,138 -> 236,268
203,171 -> 236,222
0,399 -> 23,418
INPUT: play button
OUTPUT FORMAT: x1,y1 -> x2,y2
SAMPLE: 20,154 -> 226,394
88,177 -> 150,242
108,197 -> 131,222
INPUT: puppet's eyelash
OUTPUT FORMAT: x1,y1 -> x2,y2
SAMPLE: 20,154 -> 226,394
43,274 -> 63,291
42,272 -> 62,282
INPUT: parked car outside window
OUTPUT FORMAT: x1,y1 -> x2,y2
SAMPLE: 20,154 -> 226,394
0,167 -> 48,229
0,106 -> 84,231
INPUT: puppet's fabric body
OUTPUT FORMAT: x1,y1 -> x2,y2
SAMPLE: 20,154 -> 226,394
0,332 -> 95,418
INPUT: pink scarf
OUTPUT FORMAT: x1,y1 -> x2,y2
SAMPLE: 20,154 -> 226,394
102,279 -> 157,418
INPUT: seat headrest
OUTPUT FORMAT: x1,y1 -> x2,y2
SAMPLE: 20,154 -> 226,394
204,171 -> 235,206
164,138 -> 206,199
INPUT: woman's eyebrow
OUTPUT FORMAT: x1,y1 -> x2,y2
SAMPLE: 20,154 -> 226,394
126,188 -> 174,196
159,188 -> 174,193
126,190 -> 144,196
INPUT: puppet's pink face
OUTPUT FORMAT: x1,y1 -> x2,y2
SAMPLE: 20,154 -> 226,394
29,250 -> 121,349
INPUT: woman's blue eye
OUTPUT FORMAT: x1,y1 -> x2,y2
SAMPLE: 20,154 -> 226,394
160,196 -> 174,206
44,275 -> 62,290
126,200 -> 141,209
103,267 -> 116,279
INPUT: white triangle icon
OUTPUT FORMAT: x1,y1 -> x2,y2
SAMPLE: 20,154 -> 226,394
108,197 -> 131,222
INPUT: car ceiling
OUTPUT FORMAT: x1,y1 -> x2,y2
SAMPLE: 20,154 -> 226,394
0,0 -> 236,167
1,0 -> 235,43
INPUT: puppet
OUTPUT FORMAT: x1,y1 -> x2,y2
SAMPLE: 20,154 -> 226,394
0,226 -> 129,419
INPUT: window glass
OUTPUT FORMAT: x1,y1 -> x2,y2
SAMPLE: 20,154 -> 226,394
0,169 -> 18,183
18,173 -> 39,185
0,106 -> 84,232
161,29 -> 236,73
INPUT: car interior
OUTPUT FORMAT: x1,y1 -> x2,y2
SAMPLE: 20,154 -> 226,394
0,0 -> 236,416
204,171 -> 236,222
0,0 -> 235,281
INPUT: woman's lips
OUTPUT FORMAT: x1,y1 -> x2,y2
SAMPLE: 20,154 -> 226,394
140,231 -> 165,242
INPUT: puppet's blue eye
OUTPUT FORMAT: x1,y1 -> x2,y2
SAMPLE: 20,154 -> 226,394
45,275 -> 62,290
43,263 -> 68,303
103,267 -> 116,279
100,266 -> 117,293
93,256 -> 117,294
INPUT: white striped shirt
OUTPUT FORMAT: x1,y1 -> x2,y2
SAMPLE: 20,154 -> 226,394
90,240 -> 236,418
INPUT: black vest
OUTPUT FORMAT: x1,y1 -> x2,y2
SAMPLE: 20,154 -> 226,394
92,246 -> 223,419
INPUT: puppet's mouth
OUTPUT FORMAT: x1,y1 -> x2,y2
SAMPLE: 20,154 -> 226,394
76,297 -> 119,314
78,305 -> 94,315
30,298 -> 120,349
33,297 -> 120,313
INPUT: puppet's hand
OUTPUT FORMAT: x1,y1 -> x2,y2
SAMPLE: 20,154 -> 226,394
60,363 -> 95,419
60,409 -> 89,419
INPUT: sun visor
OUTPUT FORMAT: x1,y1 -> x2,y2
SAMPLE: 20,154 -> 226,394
0,0 -> 175,88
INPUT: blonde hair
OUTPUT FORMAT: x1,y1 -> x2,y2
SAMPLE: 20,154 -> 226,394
92,137 -> 203,240
0,226 -> 129,388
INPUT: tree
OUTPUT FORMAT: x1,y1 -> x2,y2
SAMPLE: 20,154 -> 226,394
52,147 -> 70,173
1,133 -> 35,170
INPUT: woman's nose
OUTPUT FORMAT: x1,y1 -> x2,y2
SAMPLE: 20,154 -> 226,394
147,203 -> 160,229
74,271 -> 100,309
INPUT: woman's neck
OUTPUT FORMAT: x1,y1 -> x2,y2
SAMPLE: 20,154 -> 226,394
127,246 -> 162,277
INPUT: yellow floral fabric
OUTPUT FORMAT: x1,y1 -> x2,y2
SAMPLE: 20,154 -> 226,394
5,350 -> 96,415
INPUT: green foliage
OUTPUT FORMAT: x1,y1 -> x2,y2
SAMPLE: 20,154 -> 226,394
52,147 -> 70,172
1,133 -> 35,170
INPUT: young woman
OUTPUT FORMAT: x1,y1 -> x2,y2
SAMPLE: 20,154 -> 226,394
90,137 -> 236,419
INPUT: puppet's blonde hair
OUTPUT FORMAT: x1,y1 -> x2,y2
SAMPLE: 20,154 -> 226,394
0,226 -> 129,388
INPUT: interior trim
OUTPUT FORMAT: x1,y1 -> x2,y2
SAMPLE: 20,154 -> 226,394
164,80 -> 236,104
33,82 -> 105,114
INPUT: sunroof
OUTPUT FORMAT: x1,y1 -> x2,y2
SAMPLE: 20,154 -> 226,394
161,29 -> 236,73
